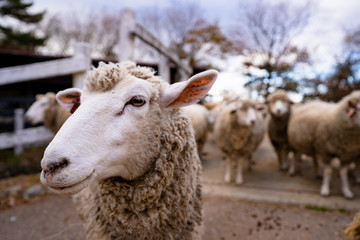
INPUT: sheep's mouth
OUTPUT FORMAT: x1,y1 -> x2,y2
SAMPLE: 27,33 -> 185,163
271,111 -> 287,117
47,170 -> 95,194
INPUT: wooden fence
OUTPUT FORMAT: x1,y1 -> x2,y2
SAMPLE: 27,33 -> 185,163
0,42 -> 91,89
0,43 -> 91,154
0,9 -> 192,154
118,9 -> 192,82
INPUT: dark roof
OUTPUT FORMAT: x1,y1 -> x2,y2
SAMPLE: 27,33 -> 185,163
0,48 -> 67,68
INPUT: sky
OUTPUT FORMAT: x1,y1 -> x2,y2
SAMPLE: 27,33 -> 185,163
31,0 -> 360,101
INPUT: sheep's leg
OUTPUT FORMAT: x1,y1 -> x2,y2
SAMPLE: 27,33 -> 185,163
288,151 -> 300,176
224,156 -> 232,183
313,155 -> 322,179
320,164 -> 332,197
235,157 -> 244,185
275,148 -> 285,171
280,148 -> 289,170
275,148 -> 281,170
355,162 -> 360,184
340,165 -> 354,199
247,154 -> 253,172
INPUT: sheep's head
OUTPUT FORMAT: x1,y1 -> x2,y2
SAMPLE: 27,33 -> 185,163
266,90 -> 292,118
230,100 -> 263,128
344,90 -> 360,126
25,93 -> 56,125
40,61 -> 218,194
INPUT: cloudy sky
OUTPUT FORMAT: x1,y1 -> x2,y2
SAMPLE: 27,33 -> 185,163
32,0 -> 360,66
31,0 -> 360,99
34,0 -> 360,54
32,0 -> 360,32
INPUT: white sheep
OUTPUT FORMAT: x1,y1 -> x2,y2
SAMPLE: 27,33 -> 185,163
207,97 -> 237,132
213,99 -> 265,184
287,101 -> 325,178
288,91 -> 360,199
40,61 -> 218,239
183,104 -> 210,156
266,90 -> 293,172
25,92 -> 70,133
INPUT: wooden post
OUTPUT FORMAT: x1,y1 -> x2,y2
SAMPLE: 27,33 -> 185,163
158,55 -> 170,83
72,42 -> 91,89
14,108 -> 24,155
118,9 -> 136,62
177,68 -> 190,83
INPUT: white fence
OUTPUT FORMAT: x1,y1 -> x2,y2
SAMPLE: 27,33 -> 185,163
0,9 -> 192,155
0,42 -> 91,154
0,108 -> 53,155
118,9 -> 192,82
0,42 -> 91,88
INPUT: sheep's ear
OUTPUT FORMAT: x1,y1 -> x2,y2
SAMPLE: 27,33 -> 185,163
56,88 -> 82,114
160,70 -> 218,109
348,100 -> 357,109
347,100 -> 358,118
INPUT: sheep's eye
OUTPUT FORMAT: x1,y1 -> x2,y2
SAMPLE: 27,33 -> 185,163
129,97 -> 146,107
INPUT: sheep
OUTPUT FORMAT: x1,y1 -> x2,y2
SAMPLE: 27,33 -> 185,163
287,101 -> 325,177
345,212 -> 360,240
207,97 -> 237,132
213,99 -> 265,184
39,61 -> 218,240
288,91 -> 360,199
183,104 -> 210,156
25,92 -> 70,133
266,90 -> 293,172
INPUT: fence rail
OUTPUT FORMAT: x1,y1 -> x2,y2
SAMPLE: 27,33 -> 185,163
0,10 -> 190,154
118,9 -> 192,82
133,24 -> 192,75
0,43 -> 91,154
0,42 -> 91,88
0,126 -> 53,150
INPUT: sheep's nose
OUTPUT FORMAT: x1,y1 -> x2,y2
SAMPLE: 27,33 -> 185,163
42,158 -> 69,180
24,114 -> 34,123
276,109 -> 281,114
250,120 -> 256,126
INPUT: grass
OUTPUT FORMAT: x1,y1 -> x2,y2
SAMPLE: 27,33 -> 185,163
0,149 -> 20,164
0,147 -> 45,178
305,205 -> 329,212
305,205 -> 350,214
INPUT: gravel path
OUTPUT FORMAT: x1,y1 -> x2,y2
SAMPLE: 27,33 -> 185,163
0,194 -> 354,240
0,134 -> 358,239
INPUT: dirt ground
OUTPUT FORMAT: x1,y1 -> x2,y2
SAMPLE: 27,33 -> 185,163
0,194 -> 354,240
0,135 -> 358,239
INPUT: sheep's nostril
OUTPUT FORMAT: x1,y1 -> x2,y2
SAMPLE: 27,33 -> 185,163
44,158 -> 70,177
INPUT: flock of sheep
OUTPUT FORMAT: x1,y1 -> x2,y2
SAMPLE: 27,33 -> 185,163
185,88 -> 360,201
24,61 -> 360,239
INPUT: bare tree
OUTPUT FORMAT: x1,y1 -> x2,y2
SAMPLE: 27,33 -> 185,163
345,27 -> 360,50
304,26 -> 360,101
185,19 -> 240,65
40,9 -> 121,59
138,1 -> 204,60
138,6 -> 164,42
231,0 -> 313,97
